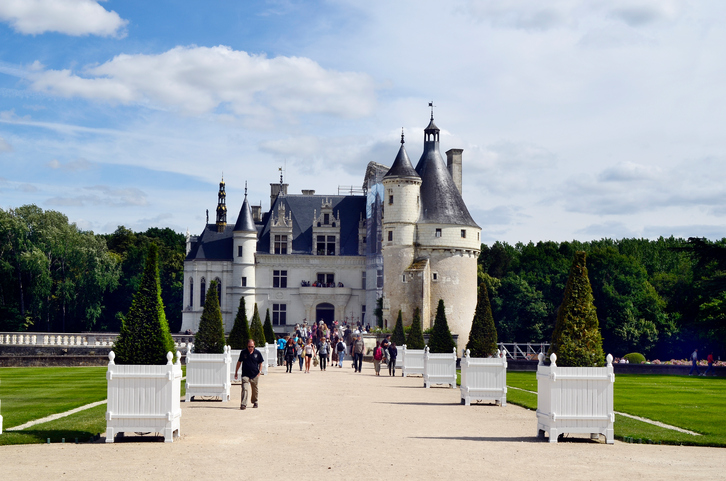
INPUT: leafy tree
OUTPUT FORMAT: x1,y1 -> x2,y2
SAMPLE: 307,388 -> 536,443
193,280 -> 226,353
263,308 -> 276,345
228,297 -> 250,349
548,252 -> 605,367
113,244 -> 175,365
249,303 -> 266,346
391,310 -> 406,345
492,274 -> 550,343
428,299 -> 456,353
405,307 -> 425,349
466,282 -> 498,357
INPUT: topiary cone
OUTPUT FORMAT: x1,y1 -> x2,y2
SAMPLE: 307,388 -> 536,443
193,280 -> 226,353
466,282 -> 498,357
228,297 -> 250,350
405,308 -> 425,350
428,299 -> 456,354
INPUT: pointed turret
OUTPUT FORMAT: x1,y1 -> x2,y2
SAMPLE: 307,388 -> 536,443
234,183 -> 256,232
384,129 -> 420,179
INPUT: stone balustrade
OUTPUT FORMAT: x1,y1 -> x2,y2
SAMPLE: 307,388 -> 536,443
0,332 -> 195,349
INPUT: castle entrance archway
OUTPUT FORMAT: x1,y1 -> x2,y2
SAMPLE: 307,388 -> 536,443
315,303 -> 335,328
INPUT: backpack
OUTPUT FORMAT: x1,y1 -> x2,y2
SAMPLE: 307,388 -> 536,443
337,341 -> 345,352
374,347 -> 383,360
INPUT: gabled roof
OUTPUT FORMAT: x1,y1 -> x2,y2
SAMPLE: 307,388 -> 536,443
233,195 -> 256,232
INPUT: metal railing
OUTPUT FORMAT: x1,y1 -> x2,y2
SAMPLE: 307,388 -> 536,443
497,342 -> 550,361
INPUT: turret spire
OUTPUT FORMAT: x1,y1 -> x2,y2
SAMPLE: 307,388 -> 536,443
401,127 -> 405,144
215,175 -> 227,232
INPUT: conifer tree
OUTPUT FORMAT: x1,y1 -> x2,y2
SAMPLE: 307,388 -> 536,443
114,243 -> 175,365
465,282 -> 498,357
249,303 -> 266,347
548,251 -> 605,367
428,299 -> 456,353
391,310 -> 406,346
405,307 -> 425,349
193,280 -> 226,353
227,297 -> 250,350
263,308 -> 275,345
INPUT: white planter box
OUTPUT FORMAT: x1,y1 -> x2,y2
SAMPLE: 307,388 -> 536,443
266,343 -> 277,368
105,351 -> 182,443
259,346 -> 269,376
401,346 -> 424,377
185,345 -> 231,402
536,353 -> 615,444
460,349 -> 507,406
423,347 -> 457,388
230,349 -> 242,384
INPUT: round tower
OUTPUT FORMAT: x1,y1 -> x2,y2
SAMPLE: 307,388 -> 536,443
382,131 -> 422,326
232,183 -> 257,328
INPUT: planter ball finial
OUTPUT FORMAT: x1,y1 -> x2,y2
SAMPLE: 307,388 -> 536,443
550,353 -> 557,366
537,352 -> 544,365
108,351 -> 115,364
166,351 -> 173,364
606,353 -> 613,366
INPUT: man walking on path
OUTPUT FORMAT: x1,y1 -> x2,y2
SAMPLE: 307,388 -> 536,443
689,348 -> 700,376
276,335 -> 286,366
353,335 -> 365,372
234,340 -> 264,409
704,352 -> 715,376
337,338 -> 347,368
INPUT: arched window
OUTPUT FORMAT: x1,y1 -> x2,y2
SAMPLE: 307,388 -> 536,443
200,277 -> 206,307
189,277 -> 194,308
215,277 -> 222,307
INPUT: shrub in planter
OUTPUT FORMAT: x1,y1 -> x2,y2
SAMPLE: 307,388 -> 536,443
263,308 -> 276,345
405,308 -> 425,350
391,310 -> 406,346
193,280 -> 226,354
228,297 -> 250,350
548,251 -> 605,367
249,303 -> 266,347
465,282 -> 498,358
428,299 -> 456,354
113,243 -> 175,365
623,352 -> 645,364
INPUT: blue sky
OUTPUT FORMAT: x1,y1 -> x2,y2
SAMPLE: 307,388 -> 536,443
2,0 -> 726,243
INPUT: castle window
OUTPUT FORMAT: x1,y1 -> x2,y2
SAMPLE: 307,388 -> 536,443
328,236 -> 335,255
402,274 -> 407,283
388,231 -> 393,242
389,195 -> 394,205
273,303 -> 287,325
273,270 -> 287,288
324,213 -> 330,225
432,272 -> 438,282
241,277 -> 247,287
200,277 -> 206,306
477,232 -> 480,241
435,228 -> 442,238
361,305 -> 366,324
362,271 -> 366,289
238,245 -> 243,257
461,229 -> 466,238
189,277 -> 193,308
274,234 -> 288,254
417,196 -> 419,206
377,269 -> 383,288
317,273 -> 335,286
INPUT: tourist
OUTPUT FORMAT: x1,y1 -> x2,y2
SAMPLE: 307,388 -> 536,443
689,348 -> 700,375
353,335 -> 365,373
284,338 -> 296,373
276,335 -> 286,366
296,339 -> 304,371
336,337 -> 347,368
318,338 -> 330,371
303,337 -> 316,373
704,352 -> 715,376
234,339 -> 264,410
331,334 -> 339,366
373,340 -> 383,376
388,342 -> 398,376
381,335 -> 391,364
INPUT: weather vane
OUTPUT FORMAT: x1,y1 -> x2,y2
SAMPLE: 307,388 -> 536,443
400,127 -> 405,144
429,101 -> 435,119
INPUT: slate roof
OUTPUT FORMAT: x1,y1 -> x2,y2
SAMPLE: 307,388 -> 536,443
233,195 -> 256,232
185,224 -> 235,260
384,143 -> 419,179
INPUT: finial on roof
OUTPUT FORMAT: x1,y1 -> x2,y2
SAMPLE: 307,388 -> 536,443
429,101 -> 435,120
244,181 -> 248,197
279,166 -> 284,185
401,128 -> 405,144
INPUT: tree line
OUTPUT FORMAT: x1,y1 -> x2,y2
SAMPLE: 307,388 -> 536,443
0,205 -> 184,333
479,237 -> 726,359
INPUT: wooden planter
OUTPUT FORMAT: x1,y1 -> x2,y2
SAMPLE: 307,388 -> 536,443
423,347 -> 457,388
401,346 -> 425,377
185,345 -> 232,402
266,343 -> 277,368
460,349 -> 507,406
536,353 -> 615,444
230,349 -> 242,384
105,351 -> 182,443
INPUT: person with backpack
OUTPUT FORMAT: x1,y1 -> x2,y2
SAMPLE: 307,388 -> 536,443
318,338 -> 330,371
336,338 -> 347,368
353,335 -> 365,373
373,340 -> 384,376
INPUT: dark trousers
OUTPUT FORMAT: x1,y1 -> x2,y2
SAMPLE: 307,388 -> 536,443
689,359 -> 700,375
704,362 -> 715,376
320,355 -> 327,370
389,359 -> 396,376
285,359 -> 293,372
354,352 -> 363,372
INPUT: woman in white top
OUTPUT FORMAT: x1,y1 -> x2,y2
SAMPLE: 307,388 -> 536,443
303,337 -> 317,373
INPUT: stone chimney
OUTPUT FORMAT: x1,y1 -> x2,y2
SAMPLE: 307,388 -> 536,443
270,183 -> 289,208
446,149 -> 463,195
251,204 -> 262,222
301,189 -> 316,195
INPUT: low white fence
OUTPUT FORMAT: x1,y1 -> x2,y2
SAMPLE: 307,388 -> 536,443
266,343 -> 277,368
536,353 -> 615,444
106,350 -> 182,443
423,347 -> 457,388
401,346 -> 424,377
460,349 -> 507,406
230,349 -> 242,383
0,332 -> 195,349
259,346 -> 269,376
185,345 -> 231,402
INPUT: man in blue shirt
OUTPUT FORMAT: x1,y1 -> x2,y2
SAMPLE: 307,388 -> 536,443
234,340 -> 264,410
276,335 -> 286,366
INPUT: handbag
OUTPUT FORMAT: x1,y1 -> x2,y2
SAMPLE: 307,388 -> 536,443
313,356 -> 319,367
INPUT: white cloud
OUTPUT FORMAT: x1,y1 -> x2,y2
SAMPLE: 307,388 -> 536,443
46,158 -> 93,171
0,0 -> 127,37
598,161 -> 661,182
0,136 -> 12,152
46,185 -> 147,207
28,45 -> 377,120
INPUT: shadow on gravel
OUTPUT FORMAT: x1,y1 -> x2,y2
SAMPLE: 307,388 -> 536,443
374,401 -> 460,406
412,436 -> 540,443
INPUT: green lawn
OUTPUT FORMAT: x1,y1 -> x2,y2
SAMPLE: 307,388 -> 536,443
506,371 -> 726,447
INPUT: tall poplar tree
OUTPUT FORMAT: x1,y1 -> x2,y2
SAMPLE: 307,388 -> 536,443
249,303 -> 266,347
263,308 -> 276,345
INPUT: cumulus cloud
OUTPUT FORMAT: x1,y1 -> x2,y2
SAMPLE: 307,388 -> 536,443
46,185 -> 147,207
18,184 -> 39,193
0,0 -> 127,37
598,161 -> 661,182
28,46 -> 377,119
46,158 -> 93,171
0,136 -> 12,153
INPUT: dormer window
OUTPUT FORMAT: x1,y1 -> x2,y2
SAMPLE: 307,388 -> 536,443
324,213 -> 330,224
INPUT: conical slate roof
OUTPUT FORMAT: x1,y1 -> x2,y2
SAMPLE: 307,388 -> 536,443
415,124 -> 479,228
233,194 -> 256,232
384,142 -> 419,179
